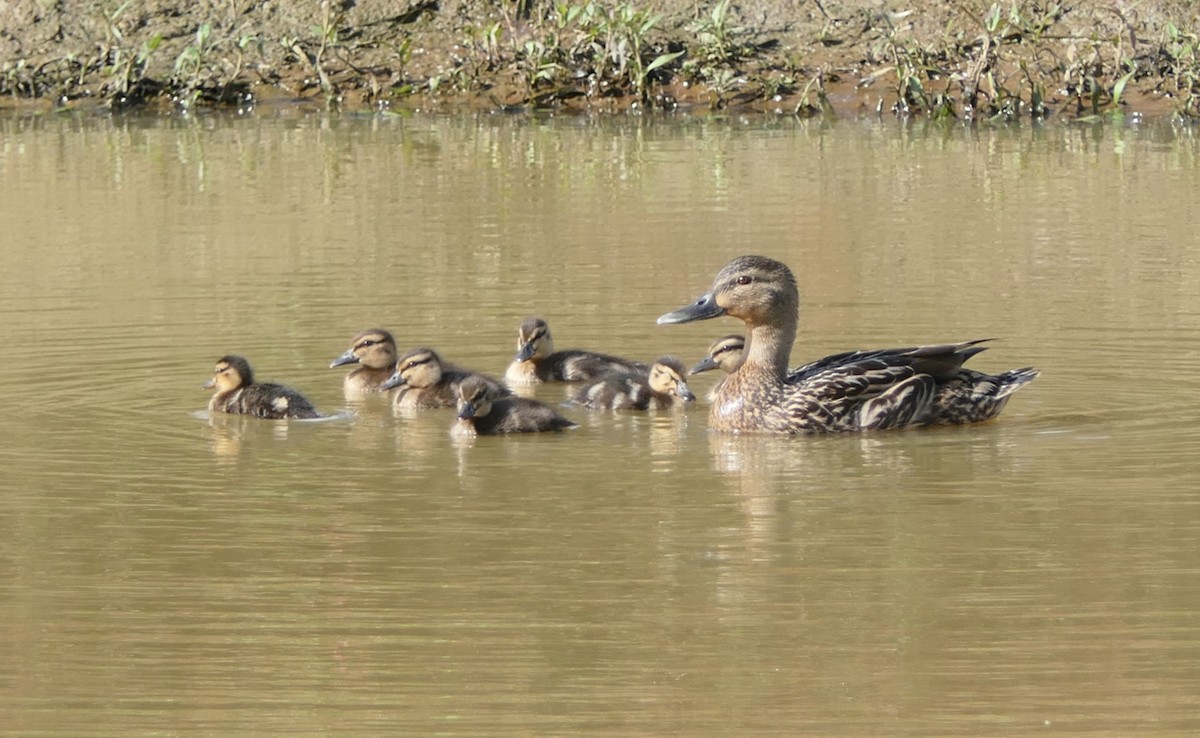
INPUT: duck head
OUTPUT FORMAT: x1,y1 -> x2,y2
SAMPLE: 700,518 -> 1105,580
205,355 -> 253,393
649,356 -> 696,402
657,255 -> 799,328
514,317 -> 553,362
456,375 -> 495,420
690,334 -> 745,375
380,347 -> 444,390
331,328 -> 397,369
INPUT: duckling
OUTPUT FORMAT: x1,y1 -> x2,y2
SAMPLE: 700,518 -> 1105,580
657,255 -> 1039,434
504,317 -> 646,385
569,356 -> 697,410
204,355 -> 320,420
453,375 -> 578,436
330,328 -> 398,398
381,347 -> 511,410
690,334 -> 746,376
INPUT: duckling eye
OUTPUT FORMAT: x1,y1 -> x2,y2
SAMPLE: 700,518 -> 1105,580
736,275 -> 753,285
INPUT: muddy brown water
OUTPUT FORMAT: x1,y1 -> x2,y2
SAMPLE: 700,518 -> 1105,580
3,112 -> 1200,736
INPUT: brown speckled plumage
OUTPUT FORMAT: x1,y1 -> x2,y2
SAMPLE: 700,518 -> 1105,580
658,255 -> 1038,434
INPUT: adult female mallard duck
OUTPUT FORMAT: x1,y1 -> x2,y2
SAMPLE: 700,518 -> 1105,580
381,347 -> 511,410
453,375 -> 578,436
330,328 -> 398,398
569,356 -> 697,410
657,255 -> 1039,434
204,355 -> 320,420
504,317 -> 646,385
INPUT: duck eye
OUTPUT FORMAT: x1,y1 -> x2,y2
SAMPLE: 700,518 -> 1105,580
736,275 -> 753,285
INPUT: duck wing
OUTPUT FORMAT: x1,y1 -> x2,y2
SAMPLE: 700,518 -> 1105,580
929,367 -> 1041,425
787,340 -> 991,385
783,340 -> 995,431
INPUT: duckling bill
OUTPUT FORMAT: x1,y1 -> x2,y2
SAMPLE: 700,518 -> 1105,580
659,255 -> 1038,434
204,355 -> 320,420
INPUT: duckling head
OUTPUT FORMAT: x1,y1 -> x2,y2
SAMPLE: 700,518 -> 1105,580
380,347 -> 444,390
331,328 -> 397,369
514,317 -> 554,362
204,355 -> 253,393
649,356 -> 696,402
657,255 -> 798,328
456,375 -> 495,420
690,334 -> 745,375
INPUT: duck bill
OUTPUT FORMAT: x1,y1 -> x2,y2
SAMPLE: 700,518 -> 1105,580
689,356 -> 719,375
330,348 -> 360,368
202,379 -> 216,390
677,384 -> 697,402
657,292 -> 725,324
515,343 -> 536,362
379,373 -> 407,391
456,402 -> 476,420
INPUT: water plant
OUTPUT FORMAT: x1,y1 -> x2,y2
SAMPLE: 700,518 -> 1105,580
689,0 -> 748,64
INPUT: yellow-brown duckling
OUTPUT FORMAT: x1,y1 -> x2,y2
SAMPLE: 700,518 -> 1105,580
690,334 -> 744,403
690,334 -> 746,376
569,356 -> 696,410
330,328 -> 398,398
204,355 -> 320,420
658,255 -> 1039,434
504,316 -> 646,385
381,347 -> 511,410
453,375 -> 577,436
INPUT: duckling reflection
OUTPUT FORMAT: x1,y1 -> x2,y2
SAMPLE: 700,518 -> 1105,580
381,347 -> 511,411
453,375 -> 578,436
330,328 -> 398,399
504,316 -> 645,385
206,411 -> 249,460
204,355 -> 320,419
658,255 -> 1039,433
568,356 -> 696,410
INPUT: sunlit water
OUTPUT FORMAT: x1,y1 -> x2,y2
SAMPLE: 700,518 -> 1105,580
3,111 -> 1200,736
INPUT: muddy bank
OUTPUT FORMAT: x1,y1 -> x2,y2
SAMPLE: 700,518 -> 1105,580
2,0 -> 1199,120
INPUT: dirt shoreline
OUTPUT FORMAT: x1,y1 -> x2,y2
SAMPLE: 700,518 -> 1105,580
2,1 -> 1198,120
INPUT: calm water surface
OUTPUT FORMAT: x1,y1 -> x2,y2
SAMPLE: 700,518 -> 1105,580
2,111 -> 1200,736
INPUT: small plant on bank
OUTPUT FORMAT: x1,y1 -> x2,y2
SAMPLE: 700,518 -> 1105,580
689,0 -> 750,65
173,23 -> 217,108
1157,20 -> 1200,119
